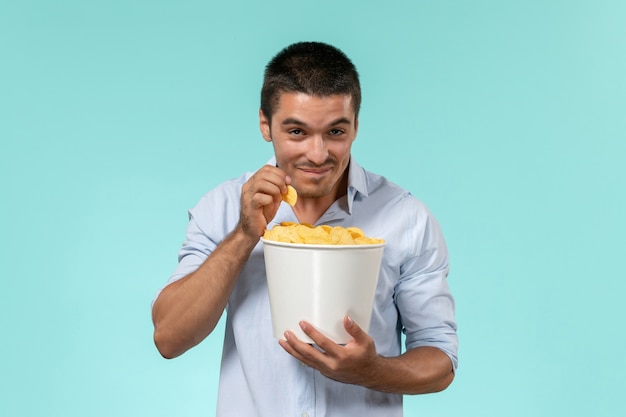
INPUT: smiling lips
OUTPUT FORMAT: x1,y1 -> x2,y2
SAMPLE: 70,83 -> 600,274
302,167 -> 332,175
297,162 -> 336,176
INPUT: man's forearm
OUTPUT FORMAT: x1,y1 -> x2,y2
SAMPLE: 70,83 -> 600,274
152,225 -> 258,359
365,346 -> 454,395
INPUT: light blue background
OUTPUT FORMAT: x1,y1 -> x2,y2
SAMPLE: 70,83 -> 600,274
1,1 -> 625,416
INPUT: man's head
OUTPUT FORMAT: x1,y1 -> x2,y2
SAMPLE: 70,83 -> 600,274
259,42 -> 361,204
260,42 -> 361,124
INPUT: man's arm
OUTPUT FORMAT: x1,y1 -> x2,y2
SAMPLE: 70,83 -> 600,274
152,165 -> 289,359
152,226 -> 258,359
279,316 -> 454,394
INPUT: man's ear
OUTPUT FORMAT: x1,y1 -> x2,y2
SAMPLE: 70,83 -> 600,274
259,109 -> 272,142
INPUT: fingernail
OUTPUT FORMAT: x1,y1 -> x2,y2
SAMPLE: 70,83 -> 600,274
346,316 -> 354,326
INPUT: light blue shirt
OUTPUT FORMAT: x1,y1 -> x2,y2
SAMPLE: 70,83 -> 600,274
156,157 -> 458,417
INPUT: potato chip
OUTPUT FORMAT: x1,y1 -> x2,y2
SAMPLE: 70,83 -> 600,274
346,227 -> 365,239
298,225 -> 330,244
331,226 -> 355,245
282,185 -> 298,206
263,222 -> 384,245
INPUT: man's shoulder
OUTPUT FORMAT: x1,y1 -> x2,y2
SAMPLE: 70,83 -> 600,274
218,171 -> 254,191
199,170 -> 255,198
187,170 -> 255,219
360,166 -> 421,206
206,160 -> 273,196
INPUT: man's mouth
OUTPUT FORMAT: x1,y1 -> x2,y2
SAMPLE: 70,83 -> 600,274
298,165 -> 334,177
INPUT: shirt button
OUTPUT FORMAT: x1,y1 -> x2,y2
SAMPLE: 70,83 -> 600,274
302,413 -> 309,417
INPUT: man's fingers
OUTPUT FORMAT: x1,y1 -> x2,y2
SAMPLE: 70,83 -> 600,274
239,165 -> 290,236
299,321 -> 344,354
279,331 -> 326,365
343,316 -> 364,340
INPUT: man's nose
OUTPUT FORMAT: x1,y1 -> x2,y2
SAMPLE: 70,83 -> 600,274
307,135 -> 328,165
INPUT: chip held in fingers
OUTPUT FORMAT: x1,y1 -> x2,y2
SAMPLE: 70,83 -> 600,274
263,222 -> 385,245
282,185 -> 298,206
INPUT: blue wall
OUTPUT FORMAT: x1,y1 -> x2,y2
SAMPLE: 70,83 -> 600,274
1,1 -> 624,415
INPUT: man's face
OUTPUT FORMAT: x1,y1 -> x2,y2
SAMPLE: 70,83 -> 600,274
260,92 -> 358,200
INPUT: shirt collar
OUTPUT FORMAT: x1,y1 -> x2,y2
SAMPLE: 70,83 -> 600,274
265,156 -> 368,214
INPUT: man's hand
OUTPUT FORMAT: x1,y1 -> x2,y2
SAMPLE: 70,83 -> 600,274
279,315 -> 455,394
278,316 -> 380,386
153,165 -> 290,359
239,165 -> 290,238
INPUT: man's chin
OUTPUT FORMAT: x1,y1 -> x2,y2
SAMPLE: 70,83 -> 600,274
293,184 -> 334,199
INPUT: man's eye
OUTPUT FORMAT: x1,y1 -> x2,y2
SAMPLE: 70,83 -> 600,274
289,129 -> 302,135
329,129 -> 344,135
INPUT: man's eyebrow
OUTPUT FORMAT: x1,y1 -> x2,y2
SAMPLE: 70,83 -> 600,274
281,118 -> 306,126
328,117 -> 352,126
281,117 -> 353,127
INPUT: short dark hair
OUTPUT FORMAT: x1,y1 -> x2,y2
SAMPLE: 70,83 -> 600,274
260,42 -> 361,122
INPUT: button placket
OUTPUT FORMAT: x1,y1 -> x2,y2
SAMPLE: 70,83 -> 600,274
296,361 -> 315,417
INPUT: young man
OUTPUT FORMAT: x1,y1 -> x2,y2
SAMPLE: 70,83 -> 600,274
152,42 -> 458,416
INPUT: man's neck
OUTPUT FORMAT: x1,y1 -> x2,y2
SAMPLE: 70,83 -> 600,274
292,171 -> 349,225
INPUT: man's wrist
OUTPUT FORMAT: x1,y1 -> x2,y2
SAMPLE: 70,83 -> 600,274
230,223 -> 262,250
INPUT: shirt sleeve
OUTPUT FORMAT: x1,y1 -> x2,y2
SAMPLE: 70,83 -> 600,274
151,179 -> 243,307
393,199 -> 458,371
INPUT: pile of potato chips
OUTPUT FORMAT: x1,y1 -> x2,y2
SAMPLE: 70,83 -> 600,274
263,222 -> 384,245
